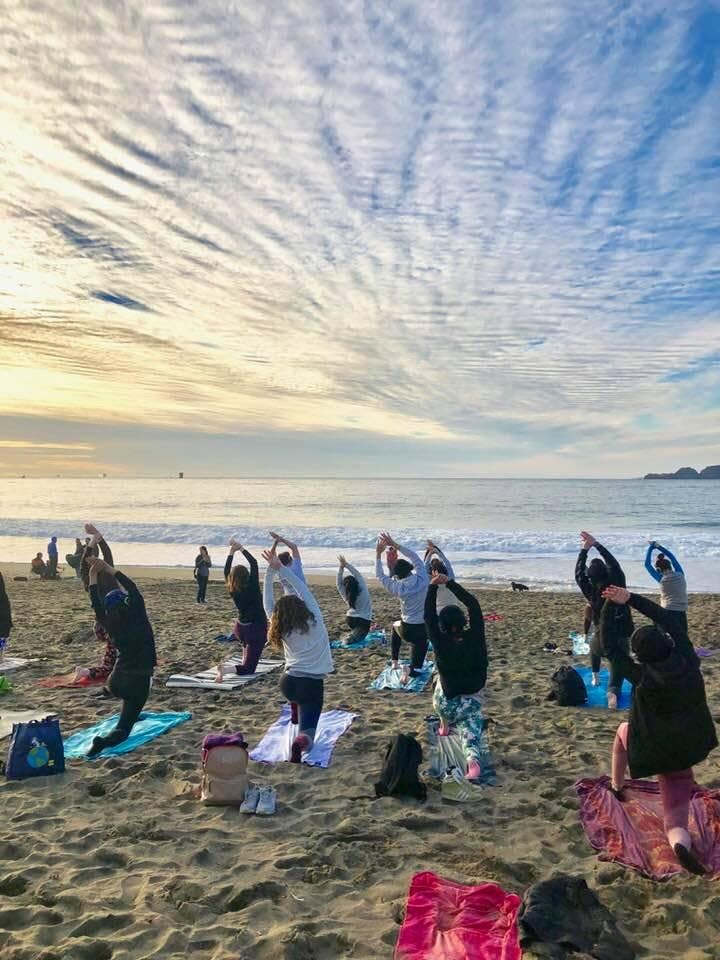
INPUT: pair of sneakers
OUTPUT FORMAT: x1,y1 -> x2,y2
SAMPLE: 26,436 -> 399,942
239,784 -> 277,815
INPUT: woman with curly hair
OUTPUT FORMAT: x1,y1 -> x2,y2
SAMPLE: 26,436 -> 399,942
214,539 -> 267,681
263,549 -> 334,763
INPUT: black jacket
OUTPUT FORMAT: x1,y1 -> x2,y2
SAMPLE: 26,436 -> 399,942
90,571 -> 156,673
619,594 -> 717,778
575,543 -> 633,657
224,550 -> 266,625
0,585 -> 11,637
424,581 -> 487,698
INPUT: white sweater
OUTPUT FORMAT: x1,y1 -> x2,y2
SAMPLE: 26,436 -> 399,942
336,562 -> 373,621
264,565 -> 333,677
375,546 -> 429,625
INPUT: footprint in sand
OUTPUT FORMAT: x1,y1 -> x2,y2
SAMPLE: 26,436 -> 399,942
0,875 -> 28,896
224,880 -> 285,912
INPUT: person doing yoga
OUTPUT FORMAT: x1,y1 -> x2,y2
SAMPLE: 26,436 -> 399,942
336,555 -> 373,645
425,572 -> 488,781
602,583 -> 718,875
424,540 -> 457,612
214,540 -> 267,682
644,540 -> 688,630
575,531 -> 633,708
74,524 -> 118,686
86,556 -> 157,757
262,550 -> 334,763
269,531 -> 306,595
375,532 -> 429,684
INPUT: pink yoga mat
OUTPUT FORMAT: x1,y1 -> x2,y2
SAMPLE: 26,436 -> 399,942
576,775 -> 720,880
394,871 -> 522,960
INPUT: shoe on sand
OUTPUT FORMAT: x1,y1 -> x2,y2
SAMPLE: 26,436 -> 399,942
255,786 -> 277,816
441,769 -> 484,803
673,843 -> 706,876
239,786 -> 260,814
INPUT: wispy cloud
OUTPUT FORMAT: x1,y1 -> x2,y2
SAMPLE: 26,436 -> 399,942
0,0 -> 718,475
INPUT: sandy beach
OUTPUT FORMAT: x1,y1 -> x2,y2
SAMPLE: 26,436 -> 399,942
1,568 -> 719,959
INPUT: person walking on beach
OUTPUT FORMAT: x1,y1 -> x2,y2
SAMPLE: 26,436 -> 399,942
86,555 -> 157,757
336,555 -> 373,645
268,531 -> 306,595
262,548 -> 333,762
424,540 -> 458,612
602,583 -> 717,875
74,524 -> 118,686
644,539 -> 688,631
193,546 -> 212,604
47,536 -> 59,579
575,531 -> 633,708
214,540 -> 267,681
425,571 -> 488,781
375,532 -> 429,684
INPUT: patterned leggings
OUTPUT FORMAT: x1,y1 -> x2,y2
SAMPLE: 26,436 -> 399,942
433,686 -> 486,765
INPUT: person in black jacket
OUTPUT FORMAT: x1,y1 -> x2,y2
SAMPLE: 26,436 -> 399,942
575,531 -> 633,708
425,573 -> 488,782
0,572 -> 12,644
87,557 -> 157,757
215,539 -> 267,682
193,546 -> 212,604
602,584 -> 718,875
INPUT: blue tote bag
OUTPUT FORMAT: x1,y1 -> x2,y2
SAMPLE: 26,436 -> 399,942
5,716 -> 65,780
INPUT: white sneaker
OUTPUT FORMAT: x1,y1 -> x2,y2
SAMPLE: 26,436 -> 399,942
255,786 -> 277,816
239,785 -> 260,814
591,673 -> 600,687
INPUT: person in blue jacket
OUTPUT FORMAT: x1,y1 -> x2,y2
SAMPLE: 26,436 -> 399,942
644,540 -> 688,630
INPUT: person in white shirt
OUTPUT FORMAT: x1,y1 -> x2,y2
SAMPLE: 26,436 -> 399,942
336,555 -> 373,645
269,531 -> 306,595
263,549 -> 334,763
424,540 -> 457,612
375,532 -> 429,683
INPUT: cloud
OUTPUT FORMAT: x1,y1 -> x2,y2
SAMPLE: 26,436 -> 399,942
0,0 -> 718,474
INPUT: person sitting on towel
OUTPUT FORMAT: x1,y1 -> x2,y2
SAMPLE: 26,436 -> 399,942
73,524 -> 118,687
375,532 -> 429,684
602,583 -> 718,875
336,555 -> 373,646
214,539 -> 267,682
31,553 -> 48,578
262,547 -> 333,763
425,572 -> 488,781
268,530 -> 306,595
86,556 -> 157,757
644,539 -> 688,632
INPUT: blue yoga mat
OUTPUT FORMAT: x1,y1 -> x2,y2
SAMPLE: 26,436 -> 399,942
369,661 -> 433,693
64,711 -> 192,759
330,629 -> 386,650
575,666 -> 632,710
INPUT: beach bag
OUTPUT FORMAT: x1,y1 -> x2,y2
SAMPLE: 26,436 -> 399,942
547,666 -> 587,707
5,717 -> 65,780
200,732 -> 249,806
374,733 -> 426,801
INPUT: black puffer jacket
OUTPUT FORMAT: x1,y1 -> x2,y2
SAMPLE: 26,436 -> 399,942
575,543 -> 633,659
619,594 -> 717,778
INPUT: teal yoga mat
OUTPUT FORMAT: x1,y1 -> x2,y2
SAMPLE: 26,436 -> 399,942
64,711 -> 192,759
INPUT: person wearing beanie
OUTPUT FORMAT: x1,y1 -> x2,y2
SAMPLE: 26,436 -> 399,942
574,531 -> 633,706
602,583 -> 717,875
644,539 -> 688,631
425,572 -> 488,781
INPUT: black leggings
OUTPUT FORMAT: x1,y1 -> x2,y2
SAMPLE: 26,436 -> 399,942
391,621 -> 428,675
280,673 -> 324,737
196,576 -> 208,602
345,616 -> 371,643
591,647 -> 630,697
102,668 -> 152,747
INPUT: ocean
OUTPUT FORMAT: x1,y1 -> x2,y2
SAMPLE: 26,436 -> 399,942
1,477 -> 718,591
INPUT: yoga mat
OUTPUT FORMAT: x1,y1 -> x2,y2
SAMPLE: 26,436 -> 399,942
394,871 -> 522,960
0,710 -> 57,741
575,775 -> 720,880
37,673 -> 106,689
64,711 -> 191,760
330,629 -> 386,650
575,666 -> 632,710
696,647 -> 715,658
166,657 -> 281,690
0,657 -> 37,672
569,631 -> 591,655
249,705 -> 356,768
369,661 -> 434,693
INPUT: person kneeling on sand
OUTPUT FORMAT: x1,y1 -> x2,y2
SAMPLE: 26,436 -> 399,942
336,555 -> 373,645
375,532 -> 429,685
425,572 -> 488,781
262,548 -> 333,763
86,556 -> 157,757
215,539 -> 267,682
602,583 -> 718,875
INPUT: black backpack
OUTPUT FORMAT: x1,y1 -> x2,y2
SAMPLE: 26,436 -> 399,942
547,666 -> 588,706
374,734 -> 427,801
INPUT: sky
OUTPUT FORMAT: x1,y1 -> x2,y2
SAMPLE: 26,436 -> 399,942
1,0 -> 719,478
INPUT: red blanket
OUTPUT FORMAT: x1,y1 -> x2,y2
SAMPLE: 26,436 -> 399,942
576,775 -> 720,880
395,871 -> 522,960
36,673 -> 105,689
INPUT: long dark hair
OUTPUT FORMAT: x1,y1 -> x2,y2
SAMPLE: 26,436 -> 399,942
343,575 -> 360,608
268,596 -> 315,648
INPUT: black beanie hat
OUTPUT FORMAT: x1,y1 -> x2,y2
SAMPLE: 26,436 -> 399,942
631,624 -> 674,663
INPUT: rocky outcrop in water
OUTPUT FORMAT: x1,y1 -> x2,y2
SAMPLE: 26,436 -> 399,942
644,465 -> 720,479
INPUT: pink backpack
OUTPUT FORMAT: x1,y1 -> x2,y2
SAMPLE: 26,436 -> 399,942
200,732 -> 249,806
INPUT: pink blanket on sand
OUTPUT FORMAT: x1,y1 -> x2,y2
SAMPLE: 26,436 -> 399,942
576,775 -> 720,880
394,871 -> 522,960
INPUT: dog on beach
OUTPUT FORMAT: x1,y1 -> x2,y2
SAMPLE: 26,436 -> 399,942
511,581 -> 529,592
